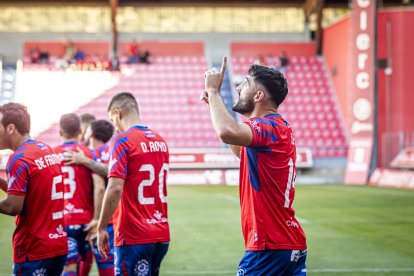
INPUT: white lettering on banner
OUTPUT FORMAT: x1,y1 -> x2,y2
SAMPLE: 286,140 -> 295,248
204,154 -> 239,164
351,120 -> 373,134
356,72 -> 370,89
358,0 -> 370,8
353,98 -> 372,121
360,11 -> 367,30
358,53 -> 368,70
170,155 -> 196,162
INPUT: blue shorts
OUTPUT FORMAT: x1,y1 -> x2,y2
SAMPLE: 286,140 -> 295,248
114,242 -> 169,276
13,255 -> 67,275
93,224 -> 115,269
237,249 -> 307,276
65,224 -> 92,265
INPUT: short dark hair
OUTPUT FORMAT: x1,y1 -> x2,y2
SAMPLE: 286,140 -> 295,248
60,113 -> 81,138
107,92 -> 139,114
80,113 -> 96,125
248,64 -> 288,107
91,120 -> 114,143
0,103 -> 31,135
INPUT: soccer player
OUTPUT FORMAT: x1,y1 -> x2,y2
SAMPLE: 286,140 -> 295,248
0,103 -> 68,274
66,119 -> 116,276
80,113 -> 96,146
54,113 -> 105,276
97,92 -> 170,276
201,57 -> 307,275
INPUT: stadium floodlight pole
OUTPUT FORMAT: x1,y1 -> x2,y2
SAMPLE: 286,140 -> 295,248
315,0 -> 325,55
110,0 -> 119,59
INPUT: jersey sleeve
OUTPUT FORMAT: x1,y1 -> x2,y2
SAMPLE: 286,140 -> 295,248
6,158 -> 30,196
244,118 -> 278,147
108,135 -> 129,179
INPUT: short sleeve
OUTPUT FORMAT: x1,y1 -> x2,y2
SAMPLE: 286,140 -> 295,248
6,158 -> 30,196
108,135 -> 129,179
244,118 -> 278,147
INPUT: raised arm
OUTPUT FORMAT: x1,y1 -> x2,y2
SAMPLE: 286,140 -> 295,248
202,56 -> 253,147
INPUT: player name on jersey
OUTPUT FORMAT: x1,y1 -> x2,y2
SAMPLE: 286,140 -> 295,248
34,153 -> 62,170
140,141 -> 168,153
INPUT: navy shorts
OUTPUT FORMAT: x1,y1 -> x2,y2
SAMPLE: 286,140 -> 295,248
13,255 -> 67,275
114,242 -> 169,276
237,249 -> 307,276
93,224 -> 115,270
65,224 -> 92,265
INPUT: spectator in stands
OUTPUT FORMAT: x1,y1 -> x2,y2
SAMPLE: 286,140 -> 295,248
127,39 -> 139,64
74,49 -> 86,62
138,48 -> 151,64
253,55 -> 266,65
64,39 -> 75,63
266,54 -> 278,69
39,48 -> 50,64
55,55 -> 68,70
29,47 -> 40,64
279,51 -> 289,75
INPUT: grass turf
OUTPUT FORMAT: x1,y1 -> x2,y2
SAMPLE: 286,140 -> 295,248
1,185 -> 414,275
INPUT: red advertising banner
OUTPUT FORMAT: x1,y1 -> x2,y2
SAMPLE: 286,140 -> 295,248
390,147 -> 414,169
369,168 -> 414,189
345,0 -> 376,184
170,148 -> 313,169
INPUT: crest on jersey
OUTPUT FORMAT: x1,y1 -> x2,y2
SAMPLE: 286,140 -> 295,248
134,259 -> 150,276
32,268 -> 47,276
236,269 -> 246,276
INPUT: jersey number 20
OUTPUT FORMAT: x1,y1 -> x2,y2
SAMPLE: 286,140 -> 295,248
138,163 -> 169,205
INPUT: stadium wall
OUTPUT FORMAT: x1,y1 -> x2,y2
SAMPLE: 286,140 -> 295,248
323,16 -> 352,129
377,8 -> 414,166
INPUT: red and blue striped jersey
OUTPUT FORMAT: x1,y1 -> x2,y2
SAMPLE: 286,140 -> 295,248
108,125 -> 170,246
240,114 -> 307,251
7,139 -> 68,262
54,142 -> 94,226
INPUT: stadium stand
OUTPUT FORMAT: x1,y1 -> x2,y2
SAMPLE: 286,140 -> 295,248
230,42 -> 348,158
34,42 -> 222,148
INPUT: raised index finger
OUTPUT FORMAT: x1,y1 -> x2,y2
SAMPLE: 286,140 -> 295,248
220,56 -> 227,77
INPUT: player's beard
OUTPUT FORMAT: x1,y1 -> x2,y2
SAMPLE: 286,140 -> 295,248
232,95 -> 255,115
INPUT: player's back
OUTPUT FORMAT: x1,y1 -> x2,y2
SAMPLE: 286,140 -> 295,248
7,139 -> 68,262
240,114 -> 306,251
108,126 -> 170,246
54,142 -> 94,226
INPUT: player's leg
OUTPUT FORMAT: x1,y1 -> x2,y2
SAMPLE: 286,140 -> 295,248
150,242 -> 169,276
77,224 -> 93,276
64,226 -> 82,275
254,249 -> 307,275
94,224 -> 115,276
48,254 -> 68,275
237,251 -> 259,275
115,243 -> 154,275
12,255 -> 67,275
293,249 -> 307,276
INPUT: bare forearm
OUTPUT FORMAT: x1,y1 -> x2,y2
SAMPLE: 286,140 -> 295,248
208,91 -> 240,138
83,159 -> 108,178
0,200 -> 17,216
93,175 -> 105,220
229,145 -> 241,158
98,186 -> 121,229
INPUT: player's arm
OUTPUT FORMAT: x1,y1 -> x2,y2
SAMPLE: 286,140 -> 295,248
229,145 -> 241,158
203,56 -> 253,147
97,177 -> 124,258
0,177 -> 7,192
0,194 -> 25,216
85,173 -> 105,240
65,148 -> 108,178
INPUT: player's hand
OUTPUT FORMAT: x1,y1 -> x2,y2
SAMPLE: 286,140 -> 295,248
97,226 -> 110,259
204,56 -> 227,94
64,147 -> 87,165
200,90 -> 209,104
85,219 -> 98,242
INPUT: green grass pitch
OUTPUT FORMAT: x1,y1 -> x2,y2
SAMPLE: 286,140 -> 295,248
1,185 -> 414,275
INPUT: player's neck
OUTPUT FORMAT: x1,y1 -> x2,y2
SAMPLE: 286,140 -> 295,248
12,134 -> 31,151
122,114 -> 144,130
247,107 -> 278,119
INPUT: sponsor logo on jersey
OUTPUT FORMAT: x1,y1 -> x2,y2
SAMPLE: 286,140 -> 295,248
144,131 -> 155,138
49,224 -> 67,240
147,210 -> 168,225
64,203 -> 85,214
237,269 -> 246,276
134,259 -> 150,276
